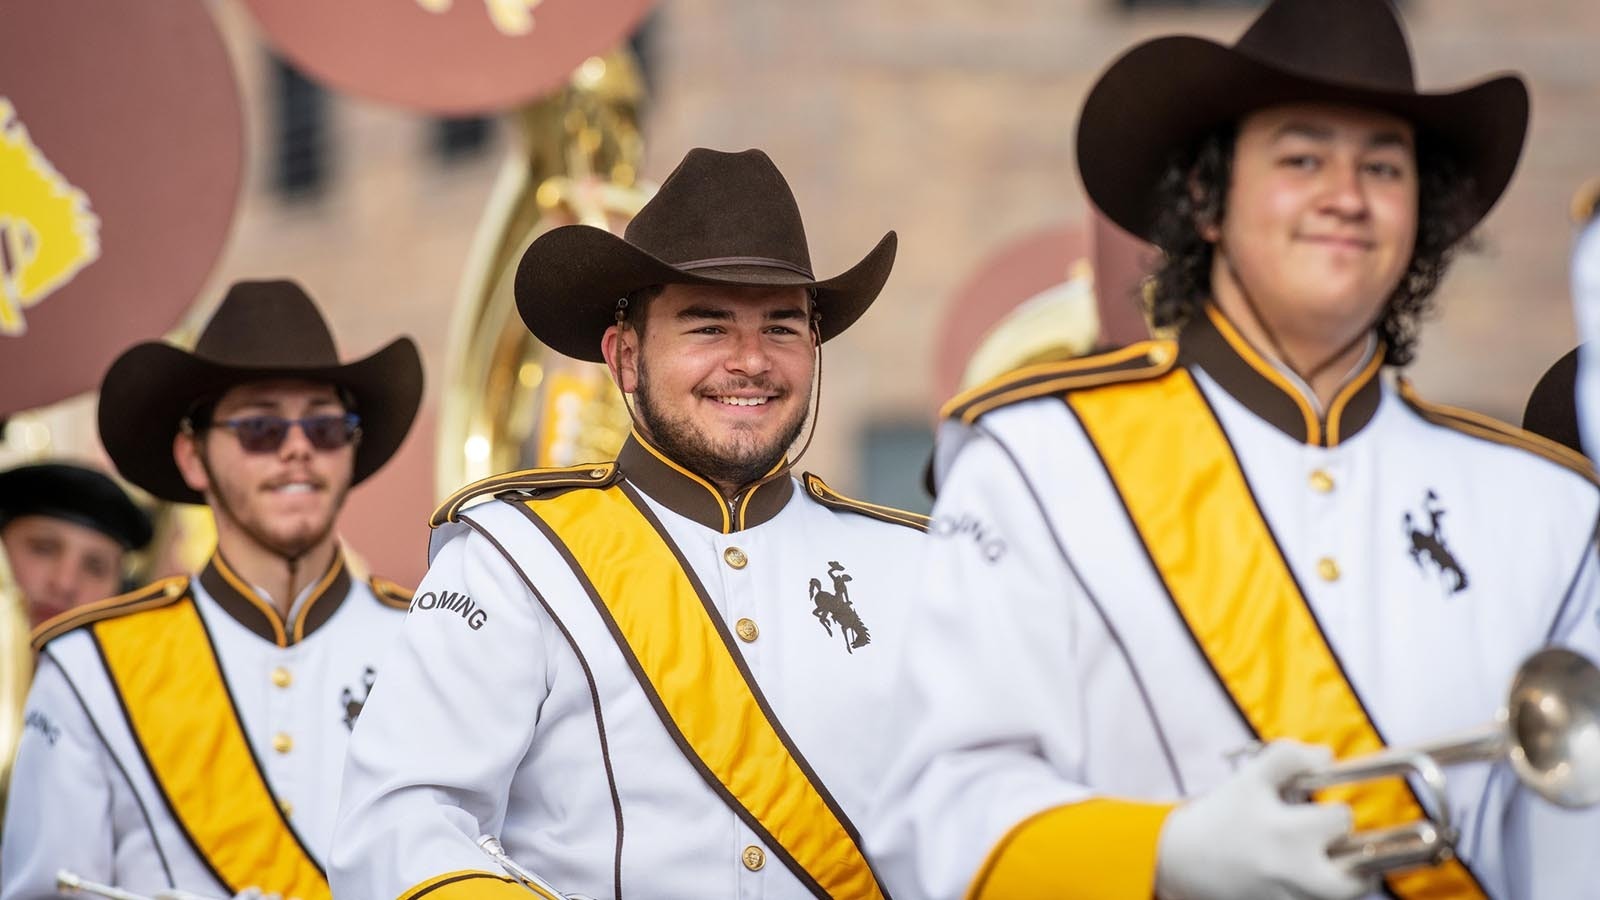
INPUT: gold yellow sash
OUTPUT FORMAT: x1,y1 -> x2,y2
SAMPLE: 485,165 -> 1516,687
1070,369 -> 1485,899
522,484 -> 886,899
94,596 -> 328,900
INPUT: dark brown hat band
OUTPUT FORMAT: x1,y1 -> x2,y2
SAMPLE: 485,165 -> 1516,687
675,256 -> 815,278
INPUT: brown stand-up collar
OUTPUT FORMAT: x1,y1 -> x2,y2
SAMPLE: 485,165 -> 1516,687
1179,304 -> 1384,447
198,549 -> 353,647
616,432 -> 794,533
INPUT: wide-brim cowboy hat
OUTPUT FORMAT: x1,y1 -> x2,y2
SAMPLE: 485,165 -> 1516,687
1076,0 -> 1529,248
516,147 -> 897,363
99,279 -> 424,504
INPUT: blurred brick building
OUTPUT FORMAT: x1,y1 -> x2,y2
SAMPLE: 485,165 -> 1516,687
7,0 -> 1596,583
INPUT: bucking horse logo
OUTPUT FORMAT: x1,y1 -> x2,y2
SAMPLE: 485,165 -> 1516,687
0,99 -> 101,336
341,666 -> 377,730
1403,490 -> 1469,595
808,561 -> 871,653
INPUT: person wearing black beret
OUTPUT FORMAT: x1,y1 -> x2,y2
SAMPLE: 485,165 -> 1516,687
0,463 -> 151,628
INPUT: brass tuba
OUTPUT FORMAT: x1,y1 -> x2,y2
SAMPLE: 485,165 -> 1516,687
436,51 -> 653,497
0,538 -> 31,814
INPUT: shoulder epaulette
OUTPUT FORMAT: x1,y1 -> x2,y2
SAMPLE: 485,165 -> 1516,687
1398,379 -> 1598,485
30,575 -> 191,652
802,473 -> 930,532
939,340 -> 1178,426
430,462 -> 622,527
368,576 -> 414,611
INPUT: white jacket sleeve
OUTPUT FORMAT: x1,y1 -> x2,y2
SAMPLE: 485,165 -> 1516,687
329,528 -> 555,900
1500,540 -> 1600,900
868,427 -> 1173,900
1,653 -> 115,900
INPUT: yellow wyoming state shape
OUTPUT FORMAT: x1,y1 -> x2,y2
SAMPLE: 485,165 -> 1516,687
0,98 -> 101,336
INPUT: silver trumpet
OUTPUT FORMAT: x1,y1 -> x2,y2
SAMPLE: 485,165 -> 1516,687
476,835 -> 594,900
1284,646 -> 1600,876
56,870 -> 221,900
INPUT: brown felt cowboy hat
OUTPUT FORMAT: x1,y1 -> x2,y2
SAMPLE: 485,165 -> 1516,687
98,280 -> 424,504
1076,0 -> 1528,248
515,147 -> 897,362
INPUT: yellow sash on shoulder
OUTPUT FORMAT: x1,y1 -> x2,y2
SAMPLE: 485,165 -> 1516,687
93,596 -> 328,900
522,483 -> 887,900
1069,368 -> 1486,900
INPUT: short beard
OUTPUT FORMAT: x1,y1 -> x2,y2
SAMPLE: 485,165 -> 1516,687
203,450 -> 345,561
634,358 -> 810,491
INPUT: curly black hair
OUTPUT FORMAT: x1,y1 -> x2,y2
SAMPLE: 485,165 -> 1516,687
1144,125 -> 1481,366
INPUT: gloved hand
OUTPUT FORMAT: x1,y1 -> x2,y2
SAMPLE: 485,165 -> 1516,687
1155,741 -> 1374,900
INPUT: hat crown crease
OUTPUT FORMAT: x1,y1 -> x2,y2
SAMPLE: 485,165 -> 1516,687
623,148 -> 814,273
193,282 -> 340,368
1236,0 -> 1416,92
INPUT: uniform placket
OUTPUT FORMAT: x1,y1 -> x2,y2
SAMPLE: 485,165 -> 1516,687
266,640 -> 301,820
1305,444 -> 1345,613
715,533 -> 770,898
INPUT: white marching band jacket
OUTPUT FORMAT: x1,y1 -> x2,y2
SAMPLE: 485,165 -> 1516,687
329,434 -> 928,900
868,305 -> 1600,900
2,550 -> 410,900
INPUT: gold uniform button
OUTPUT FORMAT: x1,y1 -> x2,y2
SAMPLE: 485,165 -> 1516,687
278,799 -> 294,817
272,733 -> 293,754
1317,557 -> 1341,582
742,845 -> 766,871
1309,469 -> 1335,493
271,667 -> 292,688
589,467 -> 609,479
1147,343 -> 1174,366
735,618 -> 759,643
724,547 -> 748,570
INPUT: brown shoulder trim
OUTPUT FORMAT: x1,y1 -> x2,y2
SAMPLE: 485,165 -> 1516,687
430,463 -> 622,527
368,576 -> 414,611
1398,378 -> 1598,485
30,575 -> 191,652
939,341 -> 1178,425
802,473 -> 930,533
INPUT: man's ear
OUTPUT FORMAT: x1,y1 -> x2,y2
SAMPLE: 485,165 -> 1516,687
601,324 -> 640,394
173,431 -> 211,494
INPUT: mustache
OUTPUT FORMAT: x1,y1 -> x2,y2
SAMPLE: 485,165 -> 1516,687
697,377 -> 786,397
261,473 -> 329,490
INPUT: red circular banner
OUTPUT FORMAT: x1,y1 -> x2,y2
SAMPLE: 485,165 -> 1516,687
238,0 -> 657,115
0,0 -> 244,416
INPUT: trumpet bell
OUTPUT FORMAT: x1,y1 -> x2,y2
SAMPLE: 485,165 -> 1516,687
1506,647 -> 1600,808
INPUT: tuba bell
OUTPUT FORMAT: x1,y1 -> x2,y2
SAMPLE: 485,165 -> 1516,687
436,51 -> 652,497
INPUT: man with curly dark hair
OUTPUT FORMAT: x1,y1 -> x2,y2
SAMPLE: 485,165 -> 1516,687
872,1 -> 1600,899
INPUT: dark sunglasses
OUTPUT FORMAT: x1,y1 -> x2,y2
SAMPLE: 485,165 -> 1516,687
205,413 -> 362,454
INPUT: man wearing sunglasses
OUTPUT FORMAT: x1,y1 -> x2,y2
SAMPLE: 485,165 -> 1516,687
2,280 -> 424,900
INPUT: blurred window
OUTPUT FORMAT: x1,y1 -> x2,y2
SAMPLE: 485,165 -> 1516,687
860,421 -> 934,516
271,56 -> 328,198
431,116 -> 493,162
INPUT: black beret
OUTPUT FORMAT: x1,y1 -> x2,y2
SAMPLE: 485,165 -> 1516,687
1522,346 -> 1585,458
0,463 -> 153,550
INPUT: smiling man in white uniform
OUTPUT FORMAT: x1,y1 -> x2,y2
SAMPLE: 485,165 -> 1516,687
870,1 -> 1600,899
331,148 -> 927,900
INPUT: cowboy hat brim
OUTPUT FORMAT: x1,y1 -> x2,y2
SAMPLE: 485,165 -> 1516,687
515,225 -> 898,363
1077,35 -> 1529,246
98,337 -> 423,504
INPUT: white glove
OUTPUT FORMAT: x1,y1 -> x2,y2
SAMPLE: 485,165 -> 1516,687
1155,741 -> 1374,900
